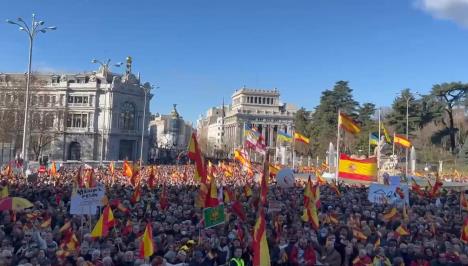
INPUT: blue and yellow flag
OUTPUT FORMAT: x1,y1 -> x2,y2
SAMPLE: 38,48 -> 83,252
277,130 -> 292,142
369,132 -> 379,146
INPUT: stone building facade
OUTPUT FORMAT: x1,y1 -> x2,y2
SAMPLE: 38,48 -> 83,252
0,60 -> 152,163
198,87 -> 297,161
148,105 -> 193,162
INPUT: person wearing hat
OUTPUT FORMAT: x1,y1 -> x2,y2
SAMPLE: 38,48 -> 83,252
229,247 -> 244,266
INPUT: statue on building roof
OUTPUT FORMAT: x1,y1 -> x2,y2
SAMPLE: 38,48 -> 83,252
171,104 -> 180,119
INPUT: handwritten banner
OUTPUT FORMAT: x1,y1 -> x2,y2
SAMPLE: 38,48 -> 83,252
70,184 -> 105,215
368,184 -> 409,206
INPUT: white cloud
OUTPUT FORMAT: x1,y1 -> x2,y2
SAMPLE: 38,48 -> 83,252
416,0 -> 468,27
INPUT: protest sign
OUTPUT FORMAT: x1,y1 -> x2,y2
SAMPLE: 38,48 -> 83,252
203,204 -> 225,229
368,184 -> 409,206
70,184 -> 106,215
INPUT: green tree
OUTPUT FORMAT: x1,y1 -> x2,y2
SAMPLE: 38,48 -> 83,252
431,82 -> 468,153
354,103 -> 377,154
387,89 -> 420,135
309,81 -> 359,156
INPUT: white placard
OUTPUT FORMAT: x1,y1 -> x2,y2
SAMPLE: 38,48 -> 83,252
368,184 -> 409,206
70,184 -> 105,215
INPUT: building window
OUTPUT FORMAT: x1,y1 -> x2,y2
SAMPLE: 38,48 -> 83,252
44,113 -> 54,128
66,113 -> 88,128
120,102 -> 135,130
68,96 -> 89,105
262,97 -> 265,104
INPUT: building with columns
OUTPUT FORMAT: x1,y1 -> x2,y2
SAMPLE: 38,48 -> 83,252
0,58 -> 152,163
198,87 -> 297,162
148,104 -> 193,162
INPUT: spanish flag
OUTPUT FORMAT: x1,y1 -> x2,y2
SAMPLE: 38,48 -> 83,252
139,223 -> 155,258
395,225 -> 410,237
148,166 -> 156,189
61,231 -> 79,251
223,189 -> 235,203
461,216 -> 468,244
188,132 -> 207,183
109,161 -> 115,176
123,160 -> 133,177
59,221 -> 72,233
353,228 -> 367,241
205,172 -> 219,208
383,207 -> 397,221
40,216 -> 52,228
50,162 -> 57,177
339,112 -> 361,134
269,163 -> 280,179
131,184 -> 142,204
394,134 -> 411,148
302,204 -> 319,230
91,205 -> 115,238
252,210 -> 271,266
411,179 -> 424,197
338,154 -> 377,181
328,182 -> 341,197
461,193 -> 468,212
294,132 -> 310,144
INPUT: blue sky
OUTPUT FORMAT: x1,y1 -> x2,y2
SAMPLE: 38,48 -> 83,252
1,0 -> 468,123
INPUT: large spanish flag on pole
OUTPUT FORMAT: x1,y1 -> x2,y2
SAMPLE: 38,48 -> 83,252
253,210 -> 271,266
188,132 -> 207,183
338,154 -> 377,181
339,112 -> 361,134
394,134 -> 412,148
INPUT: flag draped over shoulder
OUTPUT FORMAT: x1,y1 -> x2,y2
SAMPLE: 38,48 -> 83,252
339,112 -> 361,134
139,223 -> 155,258
252,210 -> 270,266
91,206 -> 115,238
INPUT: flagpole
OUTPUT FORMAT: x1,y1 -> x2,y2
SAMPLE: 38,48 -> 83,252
292,129 -> 296,169
392,132 -> 395,156
378,109 -> 381,162
368,132 -> 371,157
335,110 -> 341,184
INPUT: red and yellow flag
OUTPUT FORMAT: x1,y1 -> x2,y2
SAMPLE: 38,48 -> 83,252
109,161 -> 115,176
123,160 -> 133,177
50,162 -> 57,177
461,216 -> 468,243
252,210 -> 270,266
40,216 -> 52,228
260,156 -> 270,206
383,207 -> 397,221
338,154 -> 377,181
394,134 -> 411,148
328,182 -> 341,197
59,221 -> 71,233
339,112 -> 361,134
131,184 -> 142,204
353,228 -> 367,241
148,166 -> 156,189
139,223 -> 155,258
205,171 -> 219,208
91,206 -> 115,238
223,188 -> 235,203
395,225 -> 410,237
188,132 -> 207,183
461,193 -> 468,212
294,132 -> 310,144
269,163 -> 280,179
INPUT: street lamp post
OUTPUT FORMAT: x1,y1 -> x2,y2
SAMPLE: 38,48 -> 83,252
399,91 -> 419,178
6,14 -> 56,169
91,59 -> 122,166
139,86 -> 151,168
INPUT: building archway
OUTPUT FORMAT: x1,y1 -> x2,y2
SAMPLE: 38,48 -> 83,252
68,142 -> 81,161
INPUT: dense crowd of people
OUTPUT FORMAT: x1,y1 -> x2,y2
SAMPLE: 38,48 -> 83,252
0,162 -> 466,266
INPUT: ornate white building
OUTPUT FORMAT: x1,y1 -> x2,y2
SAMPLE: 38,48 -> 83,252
0,58 -> 152,163
198,87 -> 298,161
148,104 -> 193,161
